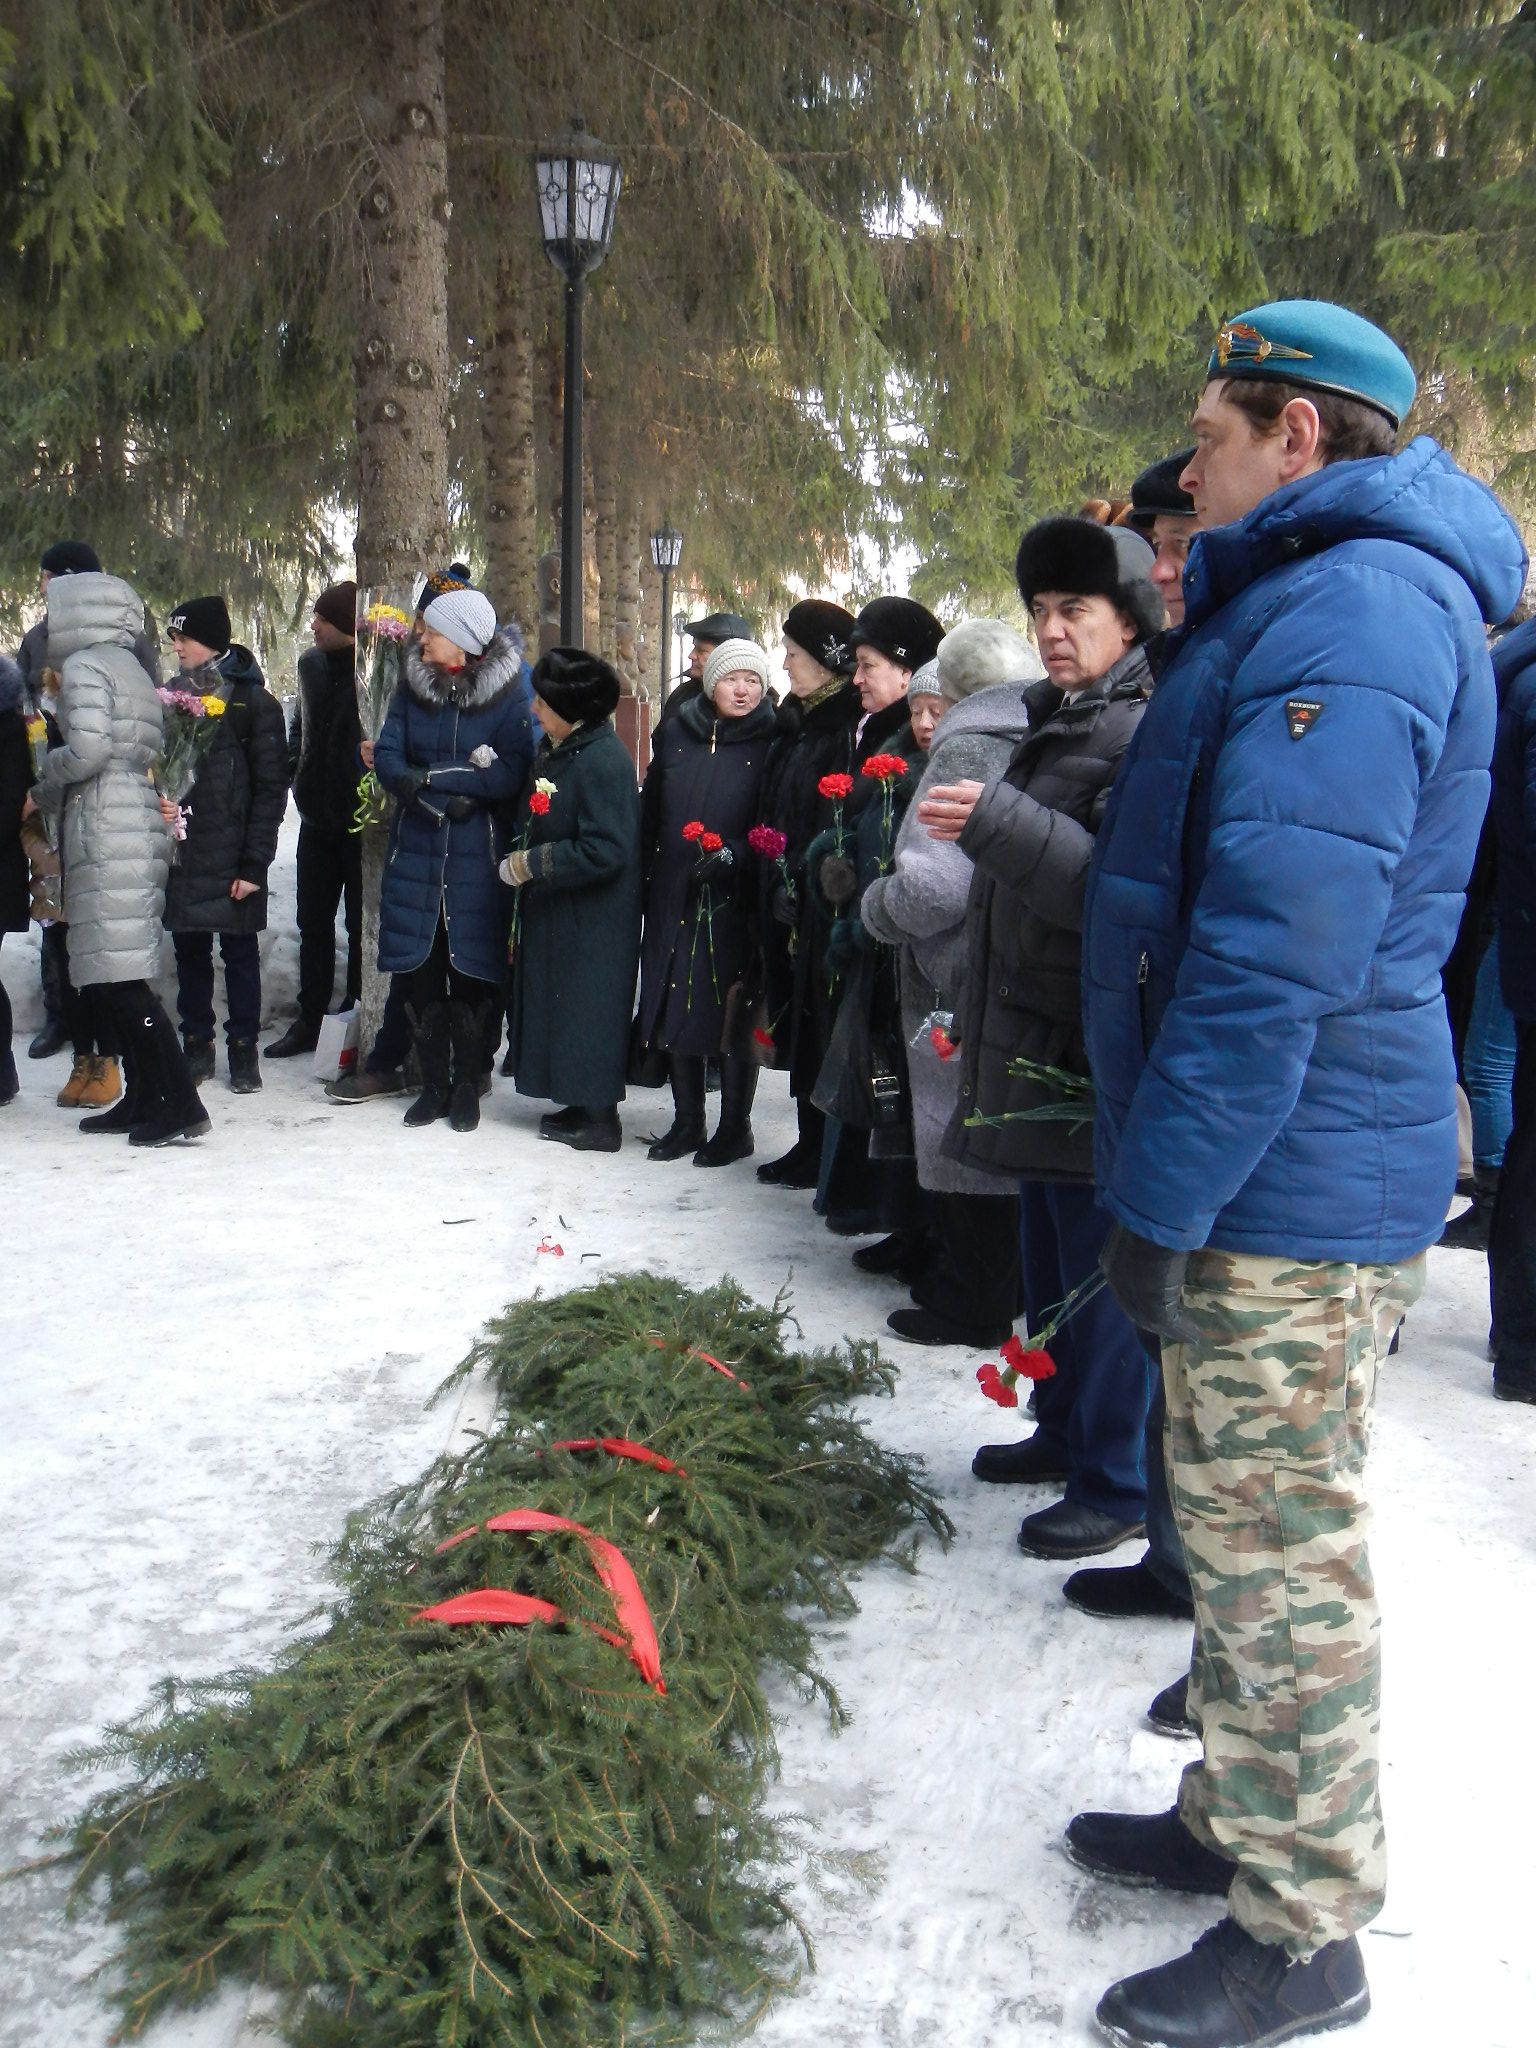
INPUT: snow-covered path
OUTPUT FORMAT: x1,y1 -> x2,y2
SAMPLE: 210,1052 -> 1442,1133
2,830 -> 1531,2048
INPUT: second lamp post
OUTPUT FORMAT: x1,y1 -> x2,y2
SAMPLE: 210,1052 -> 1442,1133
649,526 -> 683,700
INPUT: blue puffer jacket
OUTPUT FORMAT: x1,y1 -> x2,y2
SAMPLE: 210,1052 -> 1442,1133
1492,618 -> 1536,1022
1084,436 -> 1526,1261
375,628 -> 535,982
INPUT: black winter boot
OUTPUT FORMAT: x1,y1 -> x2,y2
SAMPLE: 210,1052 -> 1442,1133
30,928 -> 70,1058
1063,1558 -> 1196,1621
541,1106 -> 622,1153
648,1055 -> 707,1160
1148,1671 -> 1199,1738
128,1003 -> 211,1145
404,1004 -> 452,1126
694,1055 -> 757,1166
182,1032 -> 215,1084
1066,1805 -> 1236,1896
227,1039 -> 262,1093
756,1100 -> 823,1185
1095,1918 -> 1369,2048
447,1002 -> 489,1132
1438,1165 -> 1500,1251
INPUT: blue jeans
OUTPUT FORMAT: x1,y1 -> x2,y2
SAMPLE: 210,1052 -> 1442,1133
172,930 -> 261,1044
1465,935 -> 1517,1168
1019,1179 -> 1155,1521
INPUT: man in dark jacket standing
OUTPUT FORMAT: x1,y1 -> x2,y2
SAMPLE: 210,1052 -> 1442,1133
267,583 -> 361,1058
1067,303 -> 1526,2047
163,595 -> 288,1093
1486,615 -> 1536,1406
654,610 -> 753,728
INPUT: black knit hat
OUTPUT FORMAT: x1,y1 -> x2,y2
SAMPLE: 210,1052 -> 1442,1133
1126,450 -> 1196,531
167,594 -> 233,656
531,646 -> 623,725
848,595 -> 944,673
40,540 -> 102,576
782,599 -> 858,677
1015,518 -> 1164,643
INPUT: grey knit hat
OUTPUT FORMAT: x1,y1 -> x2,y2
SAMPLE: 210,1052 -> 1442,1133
701,637 -> 772,699
936,619 -> 1045,701
907,658 -> 944,701
423,586 -> 497,657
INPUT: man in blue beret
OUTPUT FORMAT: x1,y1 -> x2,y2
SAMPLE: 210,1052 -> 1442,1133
1067,302 -> 1527,2046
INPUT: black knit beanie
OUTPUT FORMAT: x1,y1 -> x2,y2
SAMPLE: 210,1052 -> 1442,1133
40,540 -> 103,576
167,594 -> 233,656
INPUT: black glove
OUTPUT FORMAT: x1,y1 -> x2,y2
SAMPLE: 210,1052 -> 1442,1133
1100,1223 -> 1196,1345
687,845 -> 734,896
443,793 -> 479,822
394,767 -> 428,804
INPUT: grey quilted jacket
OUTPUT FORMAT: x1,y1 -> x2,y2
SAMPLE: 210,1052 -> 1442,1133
861,681 -> 1036,1193
36,574 -> 170,987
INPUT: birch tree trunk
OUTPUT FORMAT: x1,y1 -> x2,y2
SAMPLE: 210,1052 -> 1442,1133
353,0 -> 451,1059
482,256 -> 537,637
594,426 -> 619,665
616,499 -> 643,693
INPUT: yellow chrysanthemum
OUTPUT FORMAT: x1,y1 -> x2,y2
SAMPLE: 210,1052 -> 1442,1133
202,696 -> 228,716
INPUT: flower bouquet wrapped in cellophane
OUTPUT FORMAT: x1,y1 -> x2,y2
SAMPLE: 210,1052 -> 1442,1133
153,685 -> 228,842
351,593 -> 413,831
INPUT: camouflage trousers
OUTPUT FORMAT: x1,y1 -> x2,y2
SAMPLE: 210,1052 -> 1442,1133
1163,1249 -> 1426,1958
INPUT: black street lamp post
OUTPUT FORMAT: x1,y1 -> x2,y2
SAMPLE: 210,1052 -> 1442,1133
535,119 -> 621,643
649,526 -> 683,700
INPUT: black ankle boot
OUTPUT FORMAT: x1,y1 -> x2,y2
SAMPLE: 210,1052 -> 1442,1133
648,1055 -> 707,1160
542,1105 -> 622,1153
403,1004 -> 451,1126
1096,1918 -> 1368,2048
695,1054 -> 757,1166
227,1038 -> 262,1093
127,1004 -> 211,1145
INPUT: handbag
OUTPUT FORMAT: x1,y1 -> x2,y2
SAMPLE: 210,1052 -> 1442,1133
810,947 -> 911,1138
626,1012 -> 669,1090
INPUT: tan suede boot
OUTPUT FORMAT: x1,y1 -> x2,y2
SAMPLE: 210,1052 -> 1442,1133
75,1056 -> 123,1108
56,1055 -> 93,1107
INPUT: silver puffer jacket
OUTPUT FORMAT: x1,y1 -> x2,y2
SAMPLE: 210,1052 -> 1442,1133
36,573 -> 170,986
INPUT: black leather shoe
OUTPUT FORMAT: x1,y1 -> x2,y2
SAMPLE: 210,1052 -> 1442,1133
755,1139 -> 820,1187
227,1039 -> 262,1093
1066,1806 -> 1235,1896
853,1230 -> 928,1278
1064,1558 -> 1195,1621
971,1434 -> 1071,1485
1095,1918 -> 1368,2048
264,1019 -> 321,1058
540,1105 -> 585,1134
28,1019 -> 69,1059
128,1102 -> 212,1147
647,1119 -> 706,1162
1493,1369 -> 1536,1405
1017,1499 -> 1144,1560
1148,1672 -> 1199,1738
886,1306 -> 1010,1348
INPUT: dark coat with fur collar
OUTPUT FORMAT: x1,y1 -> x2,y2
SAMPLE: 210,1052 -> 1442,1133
374,626 -> 534,981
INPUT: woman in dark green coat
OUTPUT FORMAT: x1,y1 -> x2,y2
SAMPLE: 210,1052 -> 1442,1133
501,648 -> 641,1152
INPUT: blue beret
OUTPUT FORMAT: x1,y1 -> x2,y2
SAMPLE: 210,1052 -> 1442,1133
1207,299 -> 1417,429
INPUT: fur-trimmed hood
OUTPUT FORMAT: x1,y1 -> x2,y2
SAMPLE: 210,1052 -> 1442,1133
406,624 -> 526,711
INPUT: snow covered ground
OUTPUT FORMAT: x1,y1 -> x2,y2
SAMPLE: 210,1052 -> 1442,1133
1,815 -> 1531,2048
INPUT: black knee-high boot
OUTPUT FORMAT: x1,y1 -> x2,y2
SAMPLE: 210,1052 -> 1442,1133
404,1003 -> 452,1126
695,1054 -> 758,1167
648,1054 -> 707,1161
448,1001 -> 490,1132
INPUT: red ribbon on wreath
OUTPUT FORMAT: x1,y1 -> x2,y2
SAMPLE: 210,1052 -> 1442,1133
547,1436 -> 688,1477
417,1509 -> 665,1692
647,1333 -> 751,1391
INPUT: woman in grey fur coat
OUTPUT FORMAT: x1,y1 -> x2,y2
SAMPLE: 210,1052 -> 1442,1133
862,619 -> 1042,1345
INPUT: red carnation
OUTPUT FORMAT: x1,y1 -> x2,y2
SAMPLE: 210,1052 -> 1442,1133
818,772 -> 853,800
977,1362 -> 1020,1408
682,819 -> 706,842
930,1023 -> 958,1061
753,1026 -> 775,1049
862,753 -> 909,781
1001,1333 -> 1056,1381
528,790 -> 551,816
748,823 -> 788,860
700,831 -> 723,853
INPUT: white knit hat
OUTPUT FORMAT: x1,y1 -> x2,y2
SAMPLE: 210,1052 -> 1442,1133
701,637 -> 772,699
423,587 -> 497,658
936,618 -> 1044,701
907,657 -> 943,700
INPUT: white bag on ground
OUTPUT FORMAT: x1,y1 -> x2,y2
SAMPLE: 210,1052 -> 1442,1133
312,1006 -> 360,1080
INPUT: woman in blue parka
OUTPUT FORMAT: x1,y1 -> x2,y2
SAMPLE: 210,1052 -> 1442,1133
374,586 -> 534,1132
